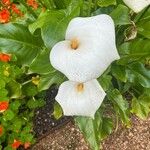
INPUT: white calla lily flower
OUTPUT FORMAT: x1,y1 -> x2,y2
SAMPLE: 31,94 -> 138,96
123,0 -> 150,13
55,79 -> 106,118
50,14 -> 120,82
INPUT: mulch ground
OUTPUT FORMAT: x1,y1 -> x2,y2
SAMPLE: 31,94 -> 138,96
32,115 -> 150,150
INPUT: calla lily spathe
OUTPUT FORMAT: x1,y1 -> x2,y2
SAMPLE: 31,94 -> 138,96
50,14 -> 120,82
123,0 -> 150,13
55,79 -> 106,118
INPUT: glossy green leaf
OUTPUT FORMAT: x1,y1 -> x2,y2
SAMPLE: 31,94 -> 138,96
131,94 -> 150,119
137,21 -> 150,39
97,0 -> 116,7
53,102 -> 63,120
75,116 -> 100,150
6,80 -> 22,99
99,117 -> 113,139
53,0 -> 71,9
3,110 -> 15,121
29,48 -> 54,74
107,89 -> 130,126
118,39 -> 150,64
98,75 -> 112,91
0,79 -> 5,89
38,71 -> 65,91
111,64 -> 127,82
29,0 -> 81,49
75,112 -> 113,150
22,83 -> 38,96
110,4 -> 131,25
136,8 -> 150,39
126,62 -> 150,88
11,118 -> 22,131
27,98 -> 45,109
0,23 -> 43,65
10,101 -> 21,111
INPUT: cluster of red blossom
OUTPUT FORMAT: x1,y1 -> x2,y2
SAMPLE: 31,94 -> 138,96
27,0 -> 39,10
0,54 -> 30,149
0,0 -> 39,24
0,0 -> 23,23
0,53 -> 11,62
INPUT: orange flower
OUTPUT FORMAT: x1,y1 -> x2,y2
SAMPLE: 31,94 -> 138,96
11,4 -> 23,16
24,142 -> 31,149
12,140 -> 22,149
2,0 -> 11,6
27,0 -> 38,9
0,125 -> 3,136
0,101 -> 9,113
0,9 -> 10,23
0,53 -> 11,62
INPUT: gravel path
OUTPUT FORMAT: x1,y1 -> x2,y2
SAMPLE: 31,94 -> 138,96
32,122 -> 89,150
102,115 -> 150,150
32,115 -> 150,150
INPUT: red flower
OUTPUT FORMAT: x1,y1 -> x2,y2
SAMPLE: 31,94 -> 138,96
12,140 -> 22,149
11,4 -> 23,16
0,125 -> 3,136
2,0 -> 11,6
24,142 -> 31,149
0,53 -> 11,62
27,0 -> 38,9
0,9 -> 10,23
0,101 -> 9,113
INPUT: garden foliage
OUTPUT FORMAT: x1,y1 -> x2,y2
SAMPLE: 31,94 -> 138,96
0,0 -> 150,149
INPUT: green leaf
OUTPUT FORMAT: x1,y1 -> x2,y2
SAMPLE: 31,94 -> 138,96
11,118 -> 22,131
0,23 -> 43,65
118,39 -> 150,64
107,89 -> 130,126
131,95 -> 150,119
111,64 -> 127,82
22,83 -> 38,97
53,102 -> 63,120
53,0 -> 71,9
110,4 -> 131,25
10,101 -> 21,111
126,62 -> 150,88
38,71 -> 65,91
75,112 -> 113,150
97,0 -> 116,7
29,48 -> 54,74
27,98 -> 45,109
136,8 -> 150,39
98,75 -> 112,91
92,6 -> 114,16
3,110 -> 15,121
75,116 -> 100,150
99,117 -> 113,139
0,88 -> 8,99
29,0 -> 81,49
137,20 -> 150,39
0,79 -> 5,89
6,80 -> 22,99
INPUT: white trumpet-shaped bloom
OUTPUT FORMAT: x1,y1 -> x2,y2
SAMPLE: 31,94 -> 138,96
123,0 -> 150,13
50,14 -> 120,82
55,79 -> 106,118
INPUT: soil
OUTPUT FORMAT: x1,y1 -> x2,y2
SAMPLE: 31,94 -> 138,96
33,85 -> 71,139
